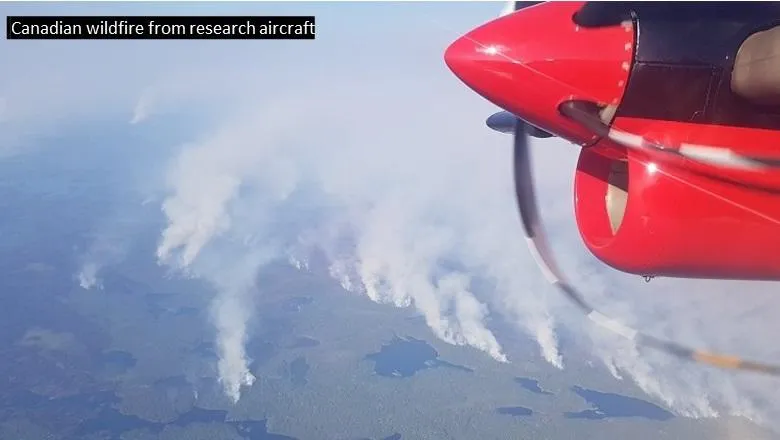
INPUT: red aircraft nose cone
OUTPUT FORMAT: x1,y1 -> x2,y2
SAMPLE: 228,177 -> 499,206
445,2 -> 634,144
443,33 -> 488,85
444,27 -> 514,106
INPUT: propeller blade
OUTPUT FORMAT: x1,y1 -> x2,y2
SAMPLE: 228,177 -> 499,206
513,122 -> 539,239
510,122 -> 780,376
512,122 -> 580,306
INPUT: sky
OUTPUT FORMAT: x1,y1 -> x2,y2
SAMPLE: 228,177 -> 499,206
3,0 -> 780,434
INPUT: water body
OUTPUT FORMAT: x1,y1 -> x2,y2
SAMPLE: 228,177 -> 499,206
76,407 -> 162,437
564,386 -> 674,421
514,377 -> 552,395
171,407 -> 227,426
98,350 -> 137,376
289,356 -> 310,386
496,406 -> 533,417
365,336 -> 473,378
29,390 -> 299,440
234,420 -> 298,440
78,406 -> 299,439
435,359 -> 474,373
9,383 -> 299,439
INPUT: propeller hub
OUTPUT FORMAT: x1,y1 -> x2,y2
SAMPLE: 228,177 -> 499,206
445,1 -> 634,146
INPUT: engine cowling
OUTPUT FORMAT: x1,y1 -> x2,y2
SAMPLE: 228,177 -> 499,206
574,143 -> 780,281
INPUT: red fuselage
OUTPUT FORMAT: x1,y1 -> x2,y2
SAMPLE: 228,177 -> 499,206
446,1 -> 780,281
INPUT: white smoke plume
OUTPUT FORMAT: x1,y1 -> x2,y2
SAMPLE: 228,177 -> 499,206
130,90 -> 154,125
201,245 -> 278,403
76,223 -> 133,291
77,262 -> 102,291
347,197 -> 508,362
155,103 -> 302,401
153,73 -> 519,398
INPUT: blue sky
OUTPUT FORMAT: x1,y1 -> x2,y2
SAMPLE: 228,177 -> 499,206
2,0 -> 780,430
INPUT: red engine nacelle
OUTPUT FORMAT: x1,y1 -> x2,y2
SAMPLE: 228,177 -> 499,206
575,142 -> 780,281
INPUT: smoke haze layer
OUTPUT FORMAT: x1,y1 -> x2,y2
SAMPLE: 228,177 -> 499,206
2,1 -> 780,431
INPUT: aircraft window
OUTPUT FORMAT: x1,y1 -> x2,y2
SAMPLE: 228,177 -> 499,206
619,13 -> 780,130
710,71 -> 780,128
635,19 -> 751,66
616,63 -> 716,123
731,25 -> 780,106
